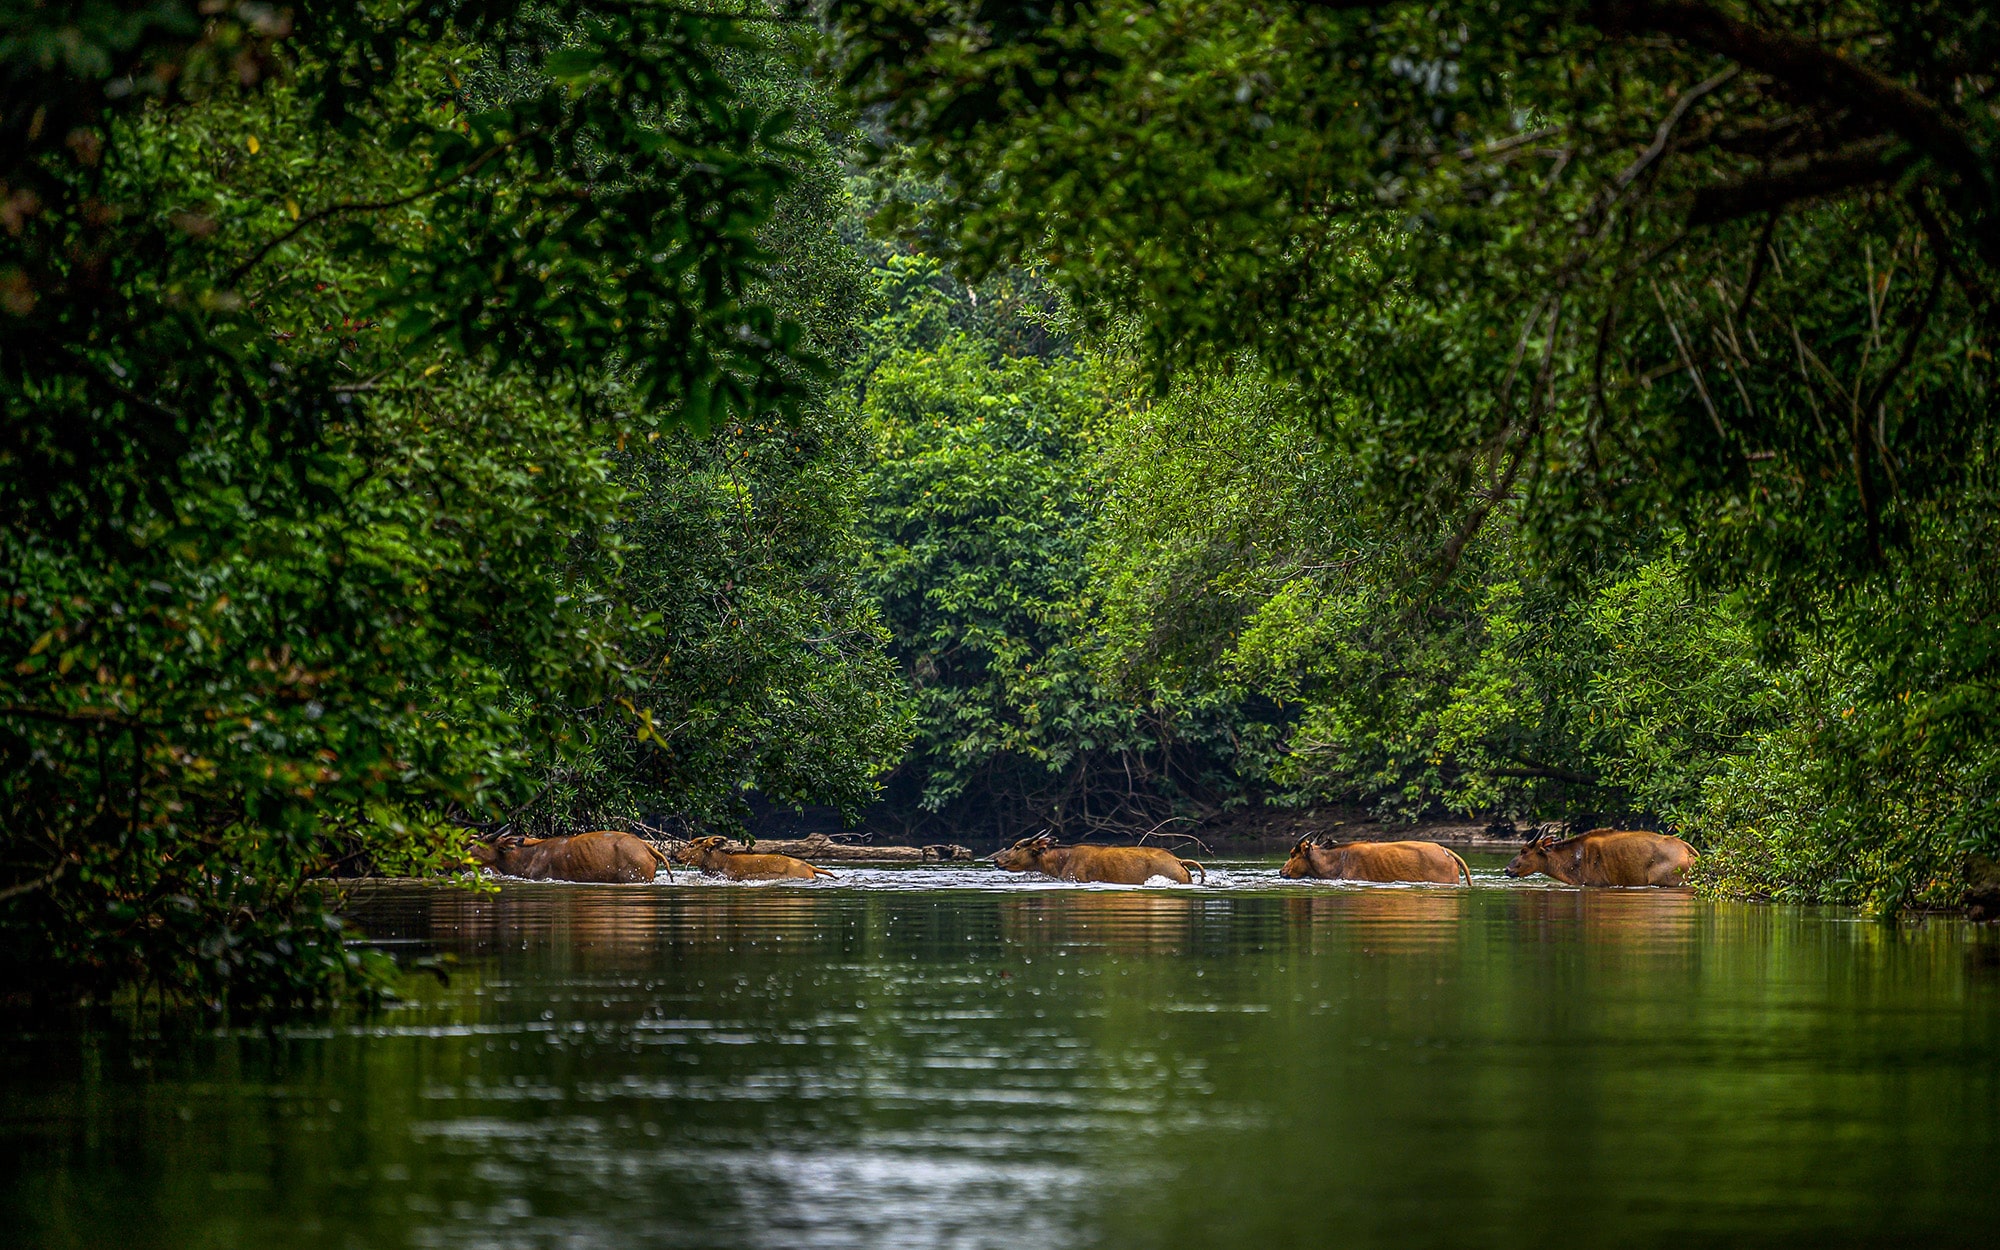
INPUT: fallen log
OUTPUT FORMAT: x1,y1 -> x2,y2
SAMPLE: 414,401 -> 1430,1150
725,832 -> 973,864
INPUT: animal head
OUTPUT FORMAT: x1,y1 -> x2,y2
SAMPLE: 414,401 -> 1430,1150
1280,836 -> 1323,879
671,835 -> 730,864
1503,833 -> 1562,878
467,832 -> 525,868
990,832 -> 1057,872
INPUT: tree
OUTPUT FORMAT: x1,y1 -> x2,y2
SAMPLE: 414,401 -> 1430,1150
842,251 -> 1253,841
1091,355 -> 1773,825
829,0 -> 2000,905
0,2 -> 826,1007
832,0 -> 1995,584
495,30 -> 911,842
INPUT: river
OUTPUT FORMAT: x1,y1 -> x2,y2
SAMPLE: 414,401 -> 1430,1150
4,856 -> 1998,1248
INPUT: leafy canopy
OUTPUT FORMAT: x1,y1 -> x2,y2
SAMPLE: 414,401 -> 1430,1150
1,1 -> 830,1007
830,0 -> 1999,599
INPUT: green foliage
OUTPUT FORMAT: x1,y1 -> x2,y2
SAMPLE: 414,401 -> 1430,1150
833,1 -> 1997,584
520,405 -> 911,837
1581,560 -> 1774,824
495,37 -> 911,841
1092,356 -> 1783,824
831,0 -> 2000,905
1694,451 -> 2000,907
859,334 -> 1108,809
0,3 -> 836,1008
847,254 -> 1250,839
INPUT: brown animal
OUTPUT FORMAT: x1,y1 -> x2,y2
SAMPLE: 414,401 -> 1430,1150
469,830 -> 671,883
672,835 -> 836,881
988,834 -> 1206,885
1503,828 -> 1697,887
1280,837 -> 1472,885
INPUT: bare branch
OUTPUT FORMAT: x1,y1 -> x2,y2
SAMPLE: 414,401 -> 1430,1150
1451,125 -> 1564,164
1859,251 -> 1946,454
1651,279 -> 1728,441
1615,64 -> 1740,191
0,858 -> 68,906
1733,210 -> 1781,321
1907,188 -> 1991,313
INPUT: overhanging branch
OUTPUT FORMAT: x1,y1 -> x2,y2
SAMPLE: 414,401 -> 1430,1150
1590,2 -> 1983,190
1488,764 -> 1602,786
1689,140 -> 1911,225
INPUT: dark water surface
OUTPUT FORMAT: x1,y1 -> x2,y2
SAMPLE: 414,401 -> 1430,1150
5,859 -> 2000,1248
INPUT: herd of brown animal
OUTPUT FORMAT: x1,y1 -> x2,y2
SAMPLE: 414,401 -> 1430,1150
982,828 -> 1693,887
1279,828 -> 1695,887
467,826 -> 1696,888
468,832 -> 838,883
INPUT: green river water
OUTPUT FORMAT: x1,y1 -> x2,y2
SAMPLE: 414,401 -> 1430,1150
4,856 -> 1999,1248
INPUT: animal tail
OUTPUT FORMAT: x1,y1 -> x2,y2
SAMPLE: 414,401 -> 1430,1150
1179,858 -> 1207,885
1448,848 -> 1472,887
812,866 -> 839,879
642,840 -> 675,881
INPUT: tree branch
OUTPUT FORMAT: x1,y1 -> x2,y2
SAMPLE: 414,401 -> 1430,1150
1908,187 -> 1992,314
1591,1 -> 1983,189
0,858 -> 68,906
1615,64 -> 1740,191
1689,139 -> 1909,225
0,703 -> 153,730
225,132 -> 536,287
1487,764 -> 1601,786
1858,249 -> 1946,458
1733,209 -> 1781,320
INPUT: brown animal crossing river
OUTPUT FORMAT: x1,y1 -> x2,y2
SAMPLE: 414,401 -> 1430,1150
4,855 -> 1999,1248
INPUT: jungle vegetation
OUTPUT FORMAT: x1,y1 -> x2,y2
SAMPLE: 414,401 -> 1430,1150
0,2 -> 905,1007
830,0 -> 2000,908
3,0 -> 1996,1007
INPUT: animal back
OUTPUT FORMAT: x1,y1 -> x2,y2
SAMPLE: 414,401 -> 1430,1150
1062,846 -> 1191,884
1581,831 -> 1695,887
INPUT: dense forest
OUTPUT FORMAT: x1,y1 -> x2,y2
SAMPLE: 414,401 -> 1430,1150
3,1 -> 1997,1007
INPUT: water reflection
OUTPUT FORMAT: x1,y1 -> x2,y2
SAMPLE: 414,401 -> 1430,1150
4,877 -> 1999,1250
1283,887 -> 1470,953
1502,884 -> 1700,946
998,891 -> 1196,954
